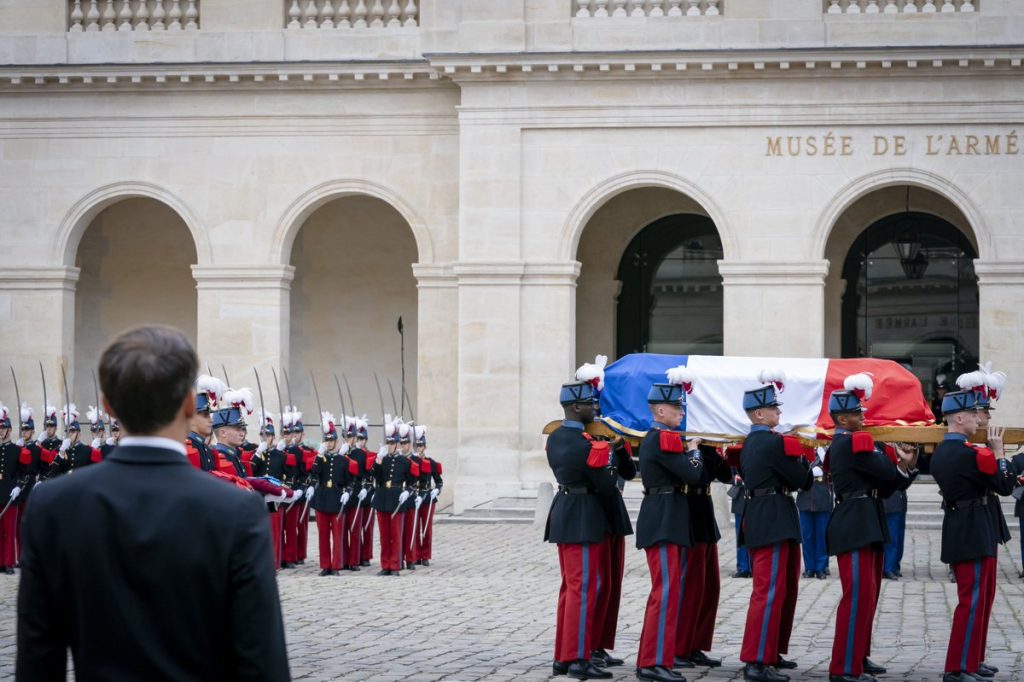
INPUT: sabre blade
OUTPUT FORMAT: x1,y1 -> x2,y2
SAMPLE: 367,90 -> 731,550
387,378 -> 399,418
10,367 -> 22,431
342,373 -> 356,416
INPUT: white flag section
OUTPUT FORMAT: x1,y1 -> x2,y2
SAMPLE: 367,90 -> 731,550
684,356 -> 829,438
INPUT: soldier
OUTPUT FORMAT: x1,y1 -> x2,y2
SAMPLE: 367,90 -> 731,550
99,418 -> 119,460
824,376 -> 917,682
37,405 -> 61,473
86,406 -> 109,458
186,375 -> 223,472
545,378 -> 617,681
397,421 -> 422,571
239,423 -> 258,476
372,416 -> 418,576
737,371 -> 813,682
281,408 -> 311,568
290,411 -> 317,566
0,404 -> 29,574
881,482 -> 908,580
345,416 -> 374,568
337,417 -> 366,572
797,446 -> 832,580
250,409 -> 287,568
413,425 -> 443,568
353,416 -> 376,567
309,413 -> 357,576
211,389 -> 255,478
45,405 -> 101,478
930,389 -> 1016,682
633,367 -> 704,682
14,404 -> 41,564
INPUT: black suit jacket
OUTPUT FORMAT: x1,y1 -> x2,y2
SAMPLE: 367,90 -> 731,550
16,444 -> 290,682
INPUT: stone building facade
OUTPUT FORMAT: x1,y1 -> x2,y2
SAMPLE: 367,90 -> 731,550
1,0 -> 1022,511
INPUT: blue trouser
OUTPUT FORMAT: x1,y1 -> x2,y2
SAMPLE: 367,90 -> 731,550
734,514 -> 750,574
799,510 -> 829,573
883,511 -> 906,575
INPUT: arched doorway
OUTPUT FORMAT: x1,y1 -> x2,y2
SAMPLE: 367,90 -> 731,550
575,186 -> 724,364
288,194 -> 418,418
74,197 -> 198,399
825,186 -> 979,411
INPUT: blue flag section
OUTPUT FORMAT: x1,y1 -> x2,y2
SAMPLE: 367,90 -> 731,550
600,353 -> 688,436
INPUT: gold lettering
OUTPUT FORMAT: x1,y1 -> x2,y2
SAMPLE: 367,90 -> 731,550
947,135 -> 962,156
985,136 -> 1001,155
893,136 -> 907,156
927,135 -> 942,156
806,136 -> 818,156
787,136 -> 801,156
1008,130 -> 1019,155
766,137 -> 783,156
873,136 -> 889,156
965,135 -> 980,155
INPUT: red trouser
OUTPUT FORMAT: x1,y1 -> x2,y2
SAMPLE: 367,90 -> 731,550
297,506 -> 310,561
555,542 -> 605,664
978,547 -> 997,663
637,543 -> 683,669
315,511 -> 343,571
0,505 -> 18,568
946,556 -> 997,674
677,542 -> 721,657
593,534 -> 625,651
377,510 -> 404,571
402,508 -> 417,566
360,506 -> 374,561
740,541 -> 801,665
830,547 -> 882,676
283,503 -> 301,564
416,502 -> 434,561
342,508 -> 361,568
268,509 -> 283,568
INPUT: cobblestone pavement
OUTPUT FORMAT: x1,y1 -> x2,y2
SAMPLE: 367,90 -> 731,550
1,521 -> 1022,681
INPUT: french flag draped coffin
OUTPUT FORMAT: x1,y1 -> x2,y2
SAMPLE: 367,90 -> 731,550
600,354 -> 934,439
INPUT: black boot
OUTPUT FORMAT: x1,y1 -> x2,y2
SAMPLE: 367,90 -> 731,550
552,660 -> 570,676
862,658 -> 886,675
592,649 -> 624,667
318,569 -> 331,576
421,559 -> 430,566
688,650 -> 722,667
568,659 -> 612,680
744,663 -> 789,681
636,665 -> 684,681
359,560 -> 370,567
405,561 -> 416,570
774,656 -> 797,670
973,667 -> 994,679
979,662 -> 999,675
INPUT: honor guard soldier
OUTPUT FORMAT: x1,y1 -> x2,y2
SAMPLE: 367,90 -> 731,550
239,423 -> 258,476
345,416 -> 374,567
634,366 -> 704,682
729,464 -> 752,578
310,413 -> 358,576
212,389 -> 255,478
37,405 -> 61,473
737,370 -> 813,682
250,409 -> 289,568
372,416 -> 418,576
797,447 -> 832,580
824,375 -> 917,682
413,425 -> 443,567
282,409 -> 313,567
15,404 -> 42,563
290,412 -> 316,565
86,406 -> 110,458
337,417 -> 366,571
186,375 -> 223,472
353,416 -> 376,567
396,420 -> 421,570
545,378 -> 618,682
46,405 -> 102,478
0,404 -> 30,574
574,356 -> 634,671
932,389 -> 1016,682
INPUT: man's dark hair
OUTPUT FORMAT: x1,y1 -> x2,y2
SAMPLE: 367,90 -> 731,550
99,325 -> 198,434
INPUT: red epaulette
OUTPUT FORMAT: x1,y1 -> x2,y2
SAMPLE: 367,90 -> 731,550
782,435 -> 803,458
184,442 -> 203,470
724,444 -> 743,468
587,440 -> 611,468
410,461 -> 421,478
285,452 -> 297,467
433,460 -> 443,475
348,457 -> 359,476
366,451 -> 377,468
90,447 -> 102,464
210,470 -> 253,491
851,431 -> 875,454
971,445 -> 998,476
40,447 -> 56,465
659,430 -> 684,454
421,460 -> 433,475
19,447 -> 32,466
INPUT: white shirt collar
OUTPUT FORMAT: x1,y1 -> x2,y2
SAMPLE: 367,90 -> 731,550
118,436 -> 187,456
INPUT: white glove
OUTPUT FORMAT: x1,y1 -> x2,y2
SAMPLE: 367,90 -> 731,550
59,438 -> 70,452
15,438 -> 24,447
276,491 -> 289,503
106,437 -> 115,446
317,443 -> 327,455
91,438 -> 101,449
340,491 -> 350,505
414,494 -> 423,509
358,488 -> 368,502
339,442 -> 350,455
264,494 -> 279,503
276,440 -> 285,451
398,490 -> 410,505
306,486 -> 314,499
10,486 -> 21,499
812,466 -> 824,477
430,488 -> 439,500
255,441 -> 268,455
290,489 -> 303,502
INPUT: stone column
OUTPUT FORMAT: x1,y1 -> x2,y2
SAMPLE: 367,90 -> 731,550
191,264 -> 295,382
0,266 -> 79,403
975,260 -> 1024,425
718,260 -> 830,358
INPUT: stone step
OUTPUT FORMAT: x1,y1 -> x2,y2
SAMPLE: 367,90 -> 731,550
459,506 -> 534,519
435,515 -> 533,524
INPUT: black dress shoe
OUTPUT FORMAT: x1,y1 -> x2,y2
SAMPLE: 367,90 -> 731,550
421,559 -> 430,566
883,571 -> 898,580
281,562 -> 295,569
895,569 -> 903,577
829,675 -> 873,682
973,667 -> 994,679
3,567 -> 13,575
392,571 -> 401,576
376,569 -> 391,576
733,571 -> 752,578
943,674 -> 980,682
744,663 -> 789,681
592,649 -> 624,667
636,665 -> 683,681
862,657 -> 886,675
688,650 -> 722,667
816,571 -> 827,580
568,659 -> 612,680
360,560 -> 370,567
405,562 -> 416,570
802,570 -> 814,579
979,662 -> 999,674
553,660 -> 570,675
673,656 -> 695,669
318,569 -> 331,576
774,656 -> 797,670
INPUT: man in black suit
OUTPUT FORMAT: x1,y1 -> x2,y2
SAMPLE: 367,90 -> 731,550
16,325 -> 290,682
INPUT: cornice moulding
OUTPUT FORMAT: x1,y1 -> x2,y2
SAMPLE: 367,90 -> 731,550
0,266 -> 81,290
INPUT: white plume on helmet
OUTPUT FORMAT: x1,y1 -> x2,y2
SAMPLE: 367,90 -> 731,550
20,402 -> 33,423
44,403 -> 58,421
757,368 -> 786,393
977,361 -> 1007,402
955,370 -> 986,394
196,375 -> 227,406
666,365 -> 697,394
383,413 -> 397,439
255,408 -> 274,428
843,373 -> 874,401
0,403 -> 8,423
321,411 -> 336,434
224,388 -> 255,415
413,424 -> 427,441
86,405 -> 105,425
62,403 -> 79,422
575,354 -> 608,392
397,418 -> 412,439
356,414 -> 369,435
281,408 -> 294,427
